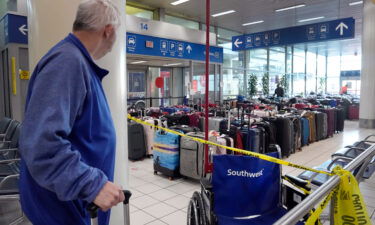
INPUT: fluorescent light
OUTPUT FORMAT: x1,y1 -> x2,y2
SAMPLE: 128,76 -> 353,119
170,0 -> 189,6
242,20 -> 264,26
298,16 -> 325,23
275,4 -> 306,12
349,1 -> 363,6
212,10 -> 236,17
164,63 -> 182,66
130,61 -> 147,64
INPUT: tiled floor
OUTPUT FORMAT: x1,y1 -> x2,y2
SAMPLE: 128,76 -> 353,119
129,120 -> 375,225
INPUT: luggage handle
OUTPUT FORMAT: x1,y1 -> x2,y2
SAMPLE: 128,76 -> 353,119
87,190 -> 132,223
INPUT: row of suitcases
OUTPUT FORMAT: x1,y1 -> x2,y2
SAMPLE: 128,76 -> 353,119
127,106 -> 346,179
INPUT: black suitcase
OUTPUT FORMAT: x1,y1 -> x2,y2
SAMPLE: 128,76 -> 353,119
336,108 -> 345,132
164,114 -> 190,127
128,122 -> 147,160
272,117 -> 294,158
315,112 -> 325,141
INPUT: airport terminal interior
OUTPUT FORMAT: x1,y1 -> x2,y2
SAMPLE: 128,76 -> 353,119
1,0 -> 375,224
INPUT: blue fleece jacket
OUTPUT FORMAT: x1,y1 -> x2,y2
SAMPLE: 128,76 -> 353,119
19,33 -> 116,225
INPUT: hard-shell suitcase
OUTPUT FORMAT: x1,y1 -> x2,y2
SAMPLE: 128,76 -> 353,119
300,118 -> 310,146
348,104 -> 359,120
142,119 -> 168,156
319,109 -> 335,137
153,131 -> 181,179
199,117 -> 226,132
128,122 -> 146,160
240,127 -> 264,153
303,112 -> 316,143
314,112 -> 326,141
179,132 -> 206,180
336,108 -> 345,132
273,117 -> 293,157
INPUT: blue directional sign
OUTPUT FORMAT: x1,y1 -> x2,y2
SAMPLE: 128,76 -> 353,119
127,32 -> 224,63
1,13 -> 28,45
232,17 -> 355,51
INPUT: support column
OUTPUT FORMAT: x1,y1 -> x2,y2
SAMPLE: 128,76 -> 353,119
359,0 -> 375,128
27,1 -> 128,224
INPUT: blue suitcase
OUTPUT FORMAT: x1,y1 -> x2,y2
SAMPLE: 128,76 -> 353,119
240,127 -> 263,153
300,118 -> 310,146
153,131 -> 181,179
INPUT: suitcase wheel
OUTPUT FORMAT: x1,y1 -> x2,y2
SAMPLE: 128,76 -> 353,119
154,171 -> 158,175
168,177 -> 174,181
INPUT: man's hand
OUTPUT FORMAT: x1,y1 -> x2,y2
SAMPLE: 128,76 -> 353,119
93,182 -> 125,211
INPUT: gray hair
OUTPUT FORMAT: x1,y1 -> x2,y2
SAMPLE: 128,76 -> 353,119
73,0 -> 120,32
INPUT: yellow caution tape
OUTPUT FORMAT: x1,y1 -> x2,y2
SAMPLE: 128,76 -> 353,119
128,115 -> 333,176
306,166 -> 371,225
128,115 -> 371,224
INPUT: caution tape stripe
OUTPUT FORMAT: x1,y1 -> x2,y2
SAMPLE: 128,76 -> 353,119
128,115 -> 333,176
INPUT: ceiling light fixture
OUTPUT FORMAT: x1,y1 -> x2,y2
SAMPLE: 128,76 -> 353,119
212,10 -> 236,17
242,20 -> 264,26
298,16 -> 325,23
130,61 -> 147,64
349,1 -> 363,6
275,4 -> 306,12
170,0 -> 189,6
164,63 -> 182,66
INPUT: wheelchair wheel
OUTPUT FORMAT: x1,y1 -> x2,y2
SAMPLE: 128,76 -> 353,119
190,191 -> 208,225
187,199 -> 199,225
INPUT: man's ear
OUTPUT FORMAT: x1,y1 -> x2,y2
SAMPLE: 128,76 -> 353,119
103,25 -> 114,38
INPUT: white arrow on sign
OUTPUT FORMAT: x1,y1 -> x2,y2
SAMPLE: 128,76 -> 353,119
335,22 -> 348,36
19,24 -> 28,35
234,38 -> 243,48
186,45 -> 192,54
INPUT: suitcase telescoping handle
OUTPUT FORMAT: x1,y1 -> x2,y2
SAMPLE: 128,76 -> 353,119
87,190 -> 132,225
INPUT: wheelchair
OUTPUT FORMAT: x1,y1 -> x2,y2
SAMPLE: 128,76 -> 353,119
187,147 -> 312,225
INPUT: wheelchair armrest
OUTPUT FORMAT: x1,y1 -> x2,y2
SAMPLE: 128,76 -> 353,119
284,175 -> 311,192
200,177 -> 212,190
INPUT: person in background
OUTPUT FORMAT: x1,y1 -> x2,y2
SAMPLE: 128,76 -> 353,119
19,1 -> 125,225
274,84 -> 285,98
340,84 -> 349,95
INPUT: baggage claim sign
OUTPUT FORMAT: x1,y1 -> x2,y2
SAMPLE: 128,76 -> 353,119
232,17 -> 355,51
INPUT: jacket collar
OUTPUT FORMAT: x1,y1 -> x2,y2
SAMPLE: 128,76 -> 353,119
65,33 -> 109,80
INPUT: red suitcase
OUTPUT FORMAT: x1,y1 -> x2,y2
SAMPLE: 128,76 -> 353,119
348,104 -> 359,120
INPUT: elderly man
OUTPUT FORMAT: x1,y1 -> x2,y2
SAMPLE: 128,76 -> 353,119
19,1 -> 124,224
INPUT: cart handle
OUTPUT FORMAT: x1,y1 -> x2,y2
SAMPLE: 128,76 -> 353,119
87,190 -> 132,219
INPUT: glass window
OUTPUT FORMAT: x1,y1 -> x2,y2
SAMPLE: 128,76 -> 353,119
306,51 -> 317,94
317,54 -> 326,94
219,40 -> 244,68
327,55 -> 340,94
285,46 -> 293,96
293,46 -> 306,96
192,63 -> 216,103
165,15 -> 199,30
126,5 -> 153,20
269,47 -> 285,94
223,69 -> 245,99
217,28 -> 241,40
247,49 -> 268,96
